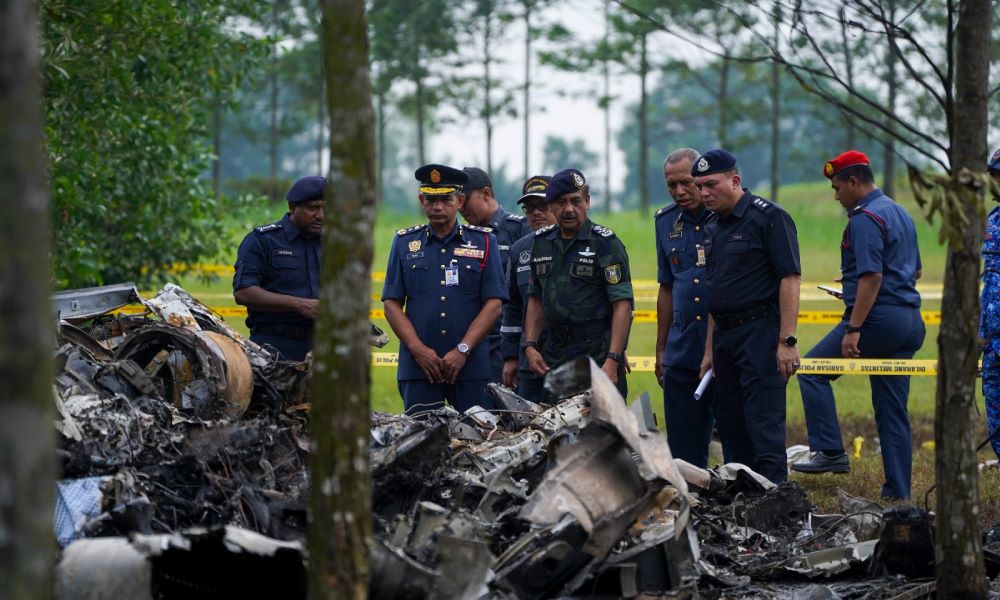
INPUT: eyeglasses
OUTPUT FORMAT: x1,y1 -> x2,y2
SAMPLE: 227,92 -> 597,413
522,204 -> 547,214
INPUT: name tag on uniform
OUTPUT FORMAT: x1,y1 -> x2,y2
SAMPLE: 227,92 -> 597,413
445,264 -> 459,286
696,244 -> 706,266
454,247 -> 485,259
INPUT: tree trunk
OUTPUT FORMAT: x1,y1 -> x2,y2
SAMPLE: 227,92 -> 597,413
882,0 -> 897,198
603,0 -> 612,214
377,90 -> 386,205
769,1 -> 781,203
269,0 -> 280,202
484,5 -> 493,175
415,75 -> 426,167
317,52 -> 325,174
212,92 -> 222,200
718,54 -> 730,148
638,31 -> 649,215
523,0 -> 531,180
839,3 -> 855,149
310,0 -> 377,597
0,0 -> 56,597
934,1 -> 991,598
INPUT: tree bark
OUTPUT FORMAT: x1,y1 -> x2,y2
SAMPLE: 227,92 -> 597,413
269,0 -> 280,202
934,0 -> 991,597
769,1 -> 781,203
317,53 -> 325,174
717,54 -> 730,148
483,3 -> 493,175
603,0 -> 612,214
638,31 -> 649,215
415,75 -> 426,167
376,90 -> 386,204
212,92 -> 222,200
882,0 -> 897,198
523,0 -> 531,180
310,0 -> 377,597
839,3 -> 855,149
0,0 -> 56,597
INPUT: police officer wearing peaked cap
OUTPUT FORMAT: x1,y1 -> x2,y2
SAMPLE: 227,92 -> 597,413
381,164 -> 508,413
233,176 -> 326,361
459,167 -> 532,383
501,175 -> 557,402
696,149 -> 802,485
981,146 -> 1000,460
523,168 -> 634,399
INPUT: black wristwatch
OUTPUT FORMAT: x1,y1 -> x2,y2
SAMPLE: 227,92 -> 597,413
522,340 -> 539,351
845,324 -> 862,334
606,351 -> 625,364
782,335 -> 798,348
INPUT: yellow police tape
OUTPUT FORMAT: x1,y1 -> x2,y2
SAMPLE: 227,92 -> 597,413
119,305 -> 943,325
369,353 -> 944,376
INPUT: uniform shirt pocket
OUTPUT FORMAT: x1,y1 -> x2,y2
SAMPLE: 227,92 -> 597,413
402,259 -> 429,295
458,260 -> 482,295
570,259 -> 597,280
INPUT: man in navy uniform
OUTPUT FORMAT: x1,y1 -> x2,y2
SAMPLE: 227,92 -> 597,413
382,164 -> 507,413
793,151 -> 925,500
981,147 -> 1000,459
501,175 -> 557,401
523,168 -> 633,399
233,176 -> 325,361
459,167 -> 532,382
696,149 -> 801,485
654,148 -> 715,468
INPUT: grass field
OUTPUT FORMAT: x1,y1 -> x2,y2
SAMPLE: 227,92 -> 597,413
173,179 -> 1000,521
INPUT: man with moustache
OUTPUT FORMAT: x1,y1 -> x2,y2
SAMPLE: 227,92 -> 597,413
696,149 -> 801,484
654,148 -> 715,467
381,164 -> 507,413
233,176 -> 326,361
501,175 -> 557,401
459,167 -> 532,382
523,168 -> 633,399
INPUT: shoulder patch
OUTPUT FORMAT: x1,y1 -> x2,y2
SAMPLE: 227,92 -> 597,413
506,213 -> 526,222
750,197 -> 773,212
592,224 -> 615,238
535,223 -> 557,236
654,203 -> 677,219
395,223 -> 427,236
464,223 -> 493,233
254,222 -> 281,233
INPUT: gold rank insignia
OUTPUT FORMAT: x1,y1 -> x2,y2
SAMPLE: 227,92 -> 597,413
408,239 -> 421,252
430,169 -> 441,183
823,162 -> 835,177
604,264 -> 622,284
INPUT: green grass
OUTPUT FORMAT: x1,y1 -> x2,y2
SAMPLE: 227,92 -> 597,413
162,180 -> 1000,520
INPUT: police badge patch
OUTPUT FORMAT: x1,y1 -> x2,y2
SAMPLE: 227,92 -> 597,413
696,157 -> 709,173
604,264 -> 622,284
572,172 -> 585,188
519,250 -> 531,264
408,239 -> 421,252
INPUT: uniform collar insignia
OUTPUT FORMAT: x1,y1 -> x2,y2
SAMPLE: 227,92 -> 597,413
579,246 -> 596,257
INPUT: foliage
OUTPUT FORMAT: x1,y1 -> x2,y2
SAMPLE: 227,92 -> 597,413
542,135 -> 599,176
42,0 -> 267,288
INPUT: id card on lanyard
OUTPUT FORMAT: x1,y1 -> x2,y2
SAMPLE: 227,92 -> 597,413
445,259 -> 459,286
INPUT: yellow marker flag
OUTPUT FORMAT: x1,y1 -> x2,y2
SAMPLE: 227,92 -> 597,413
852,436 -> 864,459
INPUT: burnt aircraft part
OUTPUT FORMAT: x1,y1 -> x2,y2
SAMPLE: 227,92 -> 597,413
52,282 -> 142,321
870,506 -> 936,578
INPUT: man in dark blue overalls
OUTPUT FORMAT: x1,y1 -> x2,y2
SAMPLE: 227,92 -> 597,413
696,149 -> 802,485
382,164 -> 507,413
655,148 -> 715,468
501,175 -> 556,401
233,176 -> 325,361
981,147 -> 1000,459
793,151 -> 925,500
459,167 -> 532,383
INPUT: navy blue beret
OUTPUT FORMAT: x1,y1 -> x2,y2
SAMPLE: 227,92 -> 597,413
414,164 -> 470,195
286,176 -> 327,203
691,148 -> 738,177
462,167 -> 492,191
989,146 -> 1000,171
545,168 -> 587,202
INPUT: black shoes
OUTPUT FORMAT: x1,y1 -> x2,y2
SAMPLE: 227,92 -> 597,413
791,451 -> 850,474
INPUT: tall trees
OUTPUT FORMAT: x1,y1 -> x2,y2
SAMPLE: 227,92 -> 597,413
0,0 -> 55,597
309,0 -> 377,598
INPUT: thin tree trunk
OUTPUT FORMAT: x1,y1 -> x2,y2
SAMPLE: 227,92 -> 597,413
840,3 -> 855,149
269,0 -> 280,202
882,0 -> 897,198
310,0 -> 377,597
638,31 -> 649,215
769,1 -> 781,202
0,0 -> 56,597
934,0 -> 991,597
523,0 -> 531,180
484,5 -> 493,175
718,54 -> 730,147
317,50 -> 325,174
603,0 -> 612,214
377,90 -> 386,204
212,92 -> 222,200
415,75 -> 426,167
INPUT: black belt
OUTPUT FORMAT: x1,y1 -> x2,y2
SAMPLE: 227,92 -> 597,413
549,319 -> 610,343
711,304 -> 772,330
253,323 -> 314,341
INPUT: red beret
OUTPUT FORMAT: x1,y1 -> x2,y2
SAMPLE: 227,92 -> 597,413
823,150 -> 870,179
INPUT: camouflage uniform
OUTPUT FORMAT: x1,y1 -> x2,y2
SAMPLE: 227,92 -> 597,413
526,219 -> 633,397
981,204 -> 1000,458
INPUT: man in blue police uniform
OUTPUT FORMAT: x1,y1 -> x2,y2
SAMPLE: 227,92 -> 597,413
233,176 -> 325,361
696,149 -> 801,485
459,167 -> 532,382
978,146 -> 1000,458
523,168 -> 634,399
501,176 -> 557,401
792,151 -> 925,500
382,164 -> 507,413
655,148 -> 715,468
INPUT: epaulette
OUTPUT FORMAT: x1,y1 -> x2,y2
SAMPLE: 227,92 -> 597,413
254,222 -> 282,233
654,203 -> 677,219
464,223 -> 493,233
535,223 -> 557,236
749,196 -> 773,213
592,224 -> 616,238
505,213 -> 526,222
395,223 -> 427,236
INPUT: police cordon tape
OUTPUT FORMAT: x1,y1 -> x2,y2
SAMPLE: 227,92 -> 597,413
370,353 -> 944,376
117,305 -> 944,325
